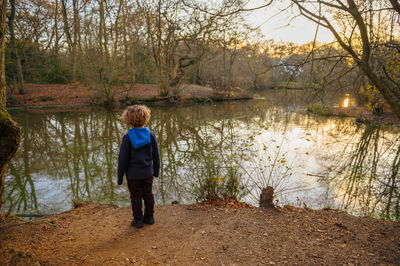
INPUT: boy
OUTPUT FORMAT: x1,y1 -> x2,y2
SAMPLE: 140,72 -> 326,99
118,105 -> 160,228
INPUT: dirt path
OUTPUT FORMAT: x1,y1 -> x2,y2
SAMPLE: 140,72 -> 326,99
0,202 -> 399,265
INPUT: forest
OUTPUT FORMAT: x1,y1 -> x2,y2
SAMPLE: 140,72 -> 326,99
0,1 -> 400,264
2,0 -> 399,115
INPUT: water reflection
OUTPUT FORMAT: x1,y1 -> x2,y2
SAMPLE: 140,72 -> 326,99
318,124 -> 400,220
2,95 -> 400,220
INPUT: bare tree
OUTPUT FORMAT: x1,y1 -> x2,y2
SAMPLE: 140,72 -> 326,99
61,0 -> 82,82
291,0 -> 400,119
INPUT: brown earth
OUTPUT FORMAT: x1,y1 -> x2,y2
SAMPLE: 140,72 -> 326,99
6,83 -> 249,108
0,201 -> 399,265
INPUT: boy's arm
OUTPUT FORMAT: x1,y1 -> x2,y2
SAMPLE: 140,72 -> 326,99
151,133 -> 160,177
117,135 -> 130,185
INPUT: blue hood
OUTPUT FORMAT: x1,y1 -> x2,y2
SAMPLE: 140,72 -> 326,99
128,127 -> 151,149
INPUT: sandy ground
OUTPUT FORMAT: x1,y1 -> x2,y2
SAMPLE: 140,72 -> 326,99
0,201 -> 399,265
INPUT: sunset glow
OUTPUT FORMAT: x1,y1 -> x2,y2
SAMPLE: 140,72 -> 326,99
343,98 -> 349,108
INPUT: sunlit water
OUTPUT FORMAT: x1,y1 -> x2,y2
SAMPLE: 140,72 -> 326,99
2,91 -> 400,220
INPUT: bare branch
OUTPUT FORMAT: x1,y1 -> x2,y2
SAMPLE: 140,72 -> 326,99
181,0 -> 273,17
389,0 -> 400,15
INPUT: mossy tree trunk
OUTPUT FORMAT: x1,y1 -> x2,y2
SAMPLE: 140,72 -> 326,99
0,0 -> 21,209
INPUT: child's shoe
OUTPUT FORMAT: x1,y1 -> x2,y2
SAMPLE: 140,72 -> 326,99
143,216 -> 155,225
131,219 -> 144,228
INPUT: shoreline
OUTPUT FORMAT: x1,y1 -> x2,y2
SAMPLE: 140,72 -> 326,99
6,83 -> 252,110
1,198 -> 395,222
6,83 -> 399,127
7,95 -> 253,109
307,104 -> 400,126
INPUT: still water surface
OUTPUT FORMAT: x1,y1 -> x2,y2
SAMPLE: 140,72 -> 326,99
3,91 -> 400,220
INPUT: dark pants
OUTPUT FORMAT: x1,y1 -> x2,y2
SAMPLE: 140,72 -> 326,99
127,176 -> 154,221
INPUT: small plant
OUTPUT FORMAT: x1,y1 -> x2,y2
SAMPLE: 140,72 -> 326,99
194,97 -> 213,103
6,95 -> 20,105
191,155 -> 248,202
307,103 -> 333,116
143,96 -> 159,102
119,96 -> 138,105
40,96 -> 55,102
172,85 -> 184,96
221,166 -> 248,199
88,86 -> 99,91
97,83 -> 115,107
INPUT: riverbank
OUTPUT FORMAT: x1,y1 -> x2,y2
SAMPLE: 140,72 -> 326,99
6,83 -> 251,108
0,201 -> 399,265
307,104 -> 400,126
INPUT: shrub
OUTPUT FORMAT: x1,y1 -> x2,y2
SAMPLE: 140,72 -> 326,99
40,96 -> 55,102
6,95 -> 20,105
191,156 -> 248,202
307,103 -> 333,116
39,56 -> 72,84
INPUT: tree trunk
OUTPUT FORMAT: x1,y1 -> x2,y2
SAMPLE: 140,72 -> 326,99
54,0 -> 59,55
0,0 -> 21,209
61,0 -> 76,82
72,0 -> 80,82
0,0 -> 5,107
360,62 -> 400,120
112,0 -> 122,62
259,186 -> 275,208
99,0 -> 109,62
7,0 -> 24,94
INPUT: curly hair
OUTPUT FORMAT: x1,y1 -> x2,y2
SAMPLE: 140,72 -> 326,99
122,105 -> 151,127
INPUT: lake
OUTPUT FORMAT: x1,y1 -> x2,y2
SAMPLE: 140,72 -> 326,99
2,91 -> 399,220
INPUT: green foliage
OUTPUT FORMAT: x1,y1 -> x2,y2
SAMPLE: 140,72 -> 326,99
5,41 -> 73,84
359,85 -> 385,115
307,103 -> 334,116
386,51 -> 400,83
6,95 -> 20,105
39,56 -> 72,84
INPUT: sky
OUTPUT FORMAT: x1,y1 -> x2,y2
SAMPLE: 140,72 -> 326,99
245,0 -> 335,44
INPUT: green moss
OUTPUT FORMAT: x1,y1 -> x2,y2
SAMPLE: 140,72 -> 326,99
0,105 -> 13,120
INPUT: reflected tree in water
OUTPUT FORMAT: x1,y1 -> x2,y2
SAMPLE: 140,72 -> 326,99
4,113 -> 37,213
3,101 -> 400,220
322,125 -> 400,220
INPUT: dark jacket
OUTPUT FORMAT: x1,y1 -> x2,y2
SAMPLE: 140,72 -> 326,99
117,128 -> 160,185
